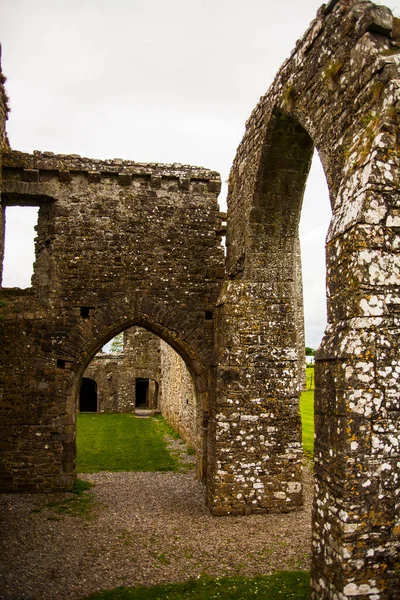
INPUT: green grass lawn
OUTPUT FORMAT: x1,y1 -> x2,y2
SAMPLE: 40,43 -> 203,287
77,413 -> 182,473
300,367 -> 315,458
84,572 -> 310,599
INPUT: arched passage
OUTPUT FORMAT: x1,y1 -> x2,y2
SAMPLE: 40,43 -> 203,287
300,149 -> 331,350
219,1 -> 400,597
69,313 -> 212,485
79,378 -> 98,412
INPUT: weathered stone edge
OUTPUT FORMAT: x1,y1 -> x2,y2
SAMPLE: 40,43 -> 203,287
2,149 -> 221,183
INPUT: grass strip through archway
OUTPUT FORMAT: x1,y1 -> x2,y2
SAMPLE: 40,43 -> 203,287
77,413 -> 185,473
84,571 -> 310,599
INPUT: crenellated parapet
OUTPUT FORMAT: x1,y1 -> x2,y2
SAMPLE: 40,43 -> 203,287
2,150 -> 221,193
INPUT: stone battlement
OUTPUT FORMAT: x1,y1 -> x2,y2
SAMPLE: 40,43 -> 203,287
2,150 -> 221,192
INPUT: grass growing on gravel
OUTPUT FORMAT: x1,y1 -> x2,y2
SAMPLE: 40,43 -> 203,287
77,413 -> 184,473
300,368 -> 314,458
32,478 -> 96,520
47,479 -> 95,518
84,571 -> 310,599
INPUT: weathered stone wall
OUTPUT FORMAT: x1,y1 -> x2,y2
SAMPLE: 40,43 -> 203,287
84,327 -> 162,412
83,354 -> 133,412
215,0 -> 400,597
124,327 -> 162,408
159,339 -> 198,451
0,151 -> 225,493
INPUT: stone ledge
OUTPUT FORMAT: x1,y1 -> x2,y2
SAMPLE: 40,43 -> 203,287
2,150 -> 221,185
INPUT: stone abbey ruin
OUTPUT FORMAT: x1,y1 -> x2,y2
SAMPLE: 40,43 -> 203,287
1,0 -> 400,597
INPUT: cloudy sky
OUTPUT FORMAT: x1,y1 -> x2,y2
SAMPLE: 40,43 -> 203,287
1,0 -> 337,349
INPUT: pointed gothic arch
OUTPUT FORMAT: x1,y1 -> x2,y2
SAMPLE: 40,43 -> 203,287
217,1 -> 400,597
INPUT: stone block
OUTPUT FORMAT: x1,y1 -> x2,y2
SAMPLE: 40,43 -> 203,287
88,171 -> 101,183
23,168 -> 39,182
150,175 -> 162,188
58,170 -> 71,183
118,172 -> 132,186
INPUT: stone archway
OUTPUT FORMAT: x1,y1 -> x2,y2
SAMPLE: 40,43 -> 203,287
216,1 -> 400,597
0,151 -> 224,497
67,307 -> 213,486
72,317 -> 208,479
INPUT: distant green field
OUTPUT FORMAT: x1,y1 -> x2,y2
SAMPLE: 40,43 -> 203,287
77,413 -> 181,473
300,368 -> 315,458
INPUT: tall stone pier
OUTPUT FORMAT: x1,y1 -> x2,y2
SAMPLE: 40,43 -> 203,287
215,1 -> 400,597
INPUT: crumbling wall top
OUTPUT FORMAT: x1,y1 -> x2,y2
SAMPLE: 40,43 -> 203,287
2,149 -> 221,185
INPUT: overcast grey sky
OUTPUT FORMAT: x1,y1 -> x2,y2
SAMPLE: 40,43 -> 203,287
1,0 -> 335,348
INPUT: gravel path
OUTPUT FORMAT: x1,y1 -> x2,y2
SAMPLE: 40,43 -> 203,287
0,466 -> 313,600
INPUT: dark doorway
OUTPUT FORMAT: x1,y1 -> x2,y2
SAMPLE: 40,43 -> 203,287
135,378 -> 149,407
79,377 -> 98,412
